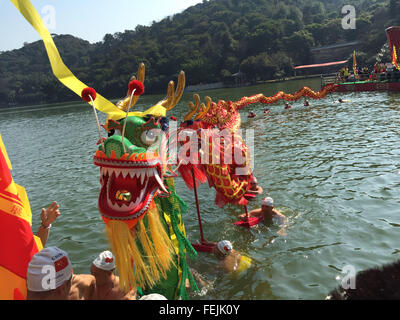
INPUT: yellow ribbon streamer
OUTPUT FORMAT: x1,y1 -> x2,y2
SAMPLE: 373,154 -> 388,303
10,0 -> 121,115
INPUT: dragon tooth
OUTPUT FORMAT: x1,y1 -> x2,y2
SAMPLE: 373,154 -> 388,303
140,169 -> 146,185
114,168 -> 122,177
121,169 -> 129,178
146,168 -> 154,177
153,168 -> 168,193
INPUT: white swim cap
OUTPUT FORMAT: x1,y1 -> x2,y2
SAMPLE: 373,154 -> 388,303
217,240 -> 233,256
139,293 -> 168,300
27,247 -> 73,292
92,250 -> 115,271
262,197 -> 274,207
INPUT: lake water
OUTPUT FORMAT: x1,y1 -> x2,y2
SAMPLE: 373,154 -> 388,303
1,78 -> 400,300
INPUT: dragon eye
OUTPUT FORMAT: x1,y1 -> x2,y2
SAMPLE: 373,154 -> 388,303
140,129 -> 159,146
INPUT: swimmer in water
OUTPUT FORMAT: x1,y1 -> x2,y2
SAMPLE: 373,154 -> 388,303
248,111 -> 256,118
284,103 -> 292,109
239,197 -> 288,236
264,108 -> 270,114
338,98 -> 343,103
247,176 -> 263,195
213,240 -> 252,273
304,100 -> 309,106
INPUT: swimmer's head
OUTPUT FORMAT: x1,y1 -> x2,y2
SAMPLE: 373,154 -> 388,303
91,250 -> 115,274
27,247 -> 73,295
262,197 -> 274,208
249,176 -> 258,186
216,240 -> 233,257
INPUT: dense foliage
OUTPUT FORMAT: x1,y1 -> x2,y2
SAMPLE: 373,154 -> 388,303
0,0 -> 399,107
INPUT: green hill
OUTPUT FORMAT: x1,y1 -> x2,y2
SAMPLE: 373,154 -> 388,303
1,0 -> 399,107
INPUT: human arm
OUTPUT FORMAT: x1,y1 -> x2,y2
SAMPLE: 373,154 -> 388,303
239,208 -> 262,220
273,209 -> 288,236
246,186 -> 263,195
36,201 -> 60,247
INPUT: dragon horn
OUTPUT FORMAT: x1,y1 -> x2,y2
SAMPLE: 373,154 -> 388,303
184,94 -> 200,121
195,96 -> 212,120
161,71 -> 186,111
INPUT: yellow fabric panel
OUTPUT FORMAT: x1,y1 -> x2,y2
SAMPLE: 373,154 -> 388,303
0,192 -> 29,225
0,184 -> 33,225
15,184 -> 32,225
9,0 -> 120,115
0,266 -> 27,300
33,235 -> 43,251
0,135 -> 12,170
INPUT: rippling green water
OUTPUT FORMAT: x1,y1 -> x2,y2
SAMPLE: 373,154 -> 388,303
1,78 -> 400,300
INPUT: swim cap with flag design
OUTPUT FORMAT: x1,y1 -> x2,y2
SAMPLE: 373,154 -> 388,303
92,250 -> 115,271
217,240 -> 233,256
27,247 -> 72,292
262,197 -> 274,207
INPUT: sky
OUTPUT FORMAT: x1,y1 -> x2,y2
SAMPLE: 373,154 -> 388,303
0,0 -> 203,52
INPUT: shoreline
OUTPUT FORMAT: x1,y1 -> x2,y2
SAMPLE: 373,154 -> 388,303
0,74 -> 325,110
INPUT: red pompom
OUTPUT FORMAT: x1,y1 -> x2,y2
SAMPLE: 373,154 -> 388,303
81,87 -> 97,102
128,80 -> 145,96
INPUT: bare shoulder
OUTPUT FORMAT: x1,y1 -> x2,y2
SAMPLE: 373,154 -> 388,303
70,274 -> 96,300
113,276 -> 136,300
72,274 -> 96,287
249,208 -> 262,215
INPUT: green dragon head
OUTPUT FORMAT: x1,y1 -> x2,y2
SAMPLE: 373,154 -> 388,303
93,65 -> 185,226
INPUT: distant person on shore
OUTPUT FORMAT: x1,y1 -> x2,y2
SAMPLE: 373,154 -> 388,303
344,67 -> 349,80
239,197 -> 288,236
36,201 -> 60,247
247,176 -> 263,195
90,251 -> 136,300
284,103 -> 292,109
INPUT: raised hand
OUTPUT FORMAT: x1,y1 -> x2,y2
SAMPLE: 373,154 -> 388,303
41,201 -> 60,227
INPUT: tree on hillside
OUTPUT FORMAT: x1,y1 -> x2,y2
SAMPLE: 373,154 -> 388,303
282,30 -> 315,64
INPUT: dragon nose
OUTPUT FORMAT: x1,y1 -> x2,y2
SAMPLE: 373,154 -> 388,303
116,190 -> 131,202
